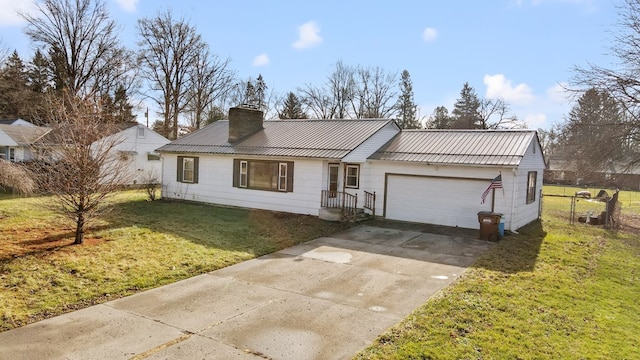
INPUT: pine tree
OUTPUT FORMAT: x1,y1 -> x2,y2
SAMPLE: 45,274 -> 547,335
27,49 -> 52,94
255,74 -> 267,110
0,51 -> 30,119
396,70 -> 420,129
451,82 -> 482,129
100,84 -> 136,123
278,92 -> 308,119
560,88 -> 626,179
244,80 -> 256,106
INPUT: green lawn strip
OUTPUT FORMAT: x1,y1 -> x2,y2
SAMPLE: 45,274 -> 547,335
355,196 -> 640,359
0,191 -> 348,331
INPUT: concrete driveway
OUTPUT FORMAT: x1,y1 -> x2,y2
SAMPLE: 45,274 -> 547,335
0,225 -> 493,360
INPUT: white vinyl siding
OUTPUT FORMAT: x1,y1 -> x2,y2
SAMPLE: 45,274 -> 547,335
162,155 -> 322,216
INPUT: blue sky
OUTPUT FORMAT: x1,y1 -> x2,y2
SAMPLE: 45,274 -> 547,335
0,0 -> 619,129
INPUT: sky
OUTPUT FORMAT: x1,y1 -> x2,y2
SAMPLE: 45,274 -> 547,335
0,0 -> 622,130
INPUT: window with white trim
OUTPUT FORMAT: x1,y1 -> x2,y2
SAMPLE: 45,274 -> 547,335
526,171 -> 537,204
278,163 -> 288,191
233,159 -> 294,192
345,164 -> 359,189
177,156 -> 199,183
239,160 -> 248,188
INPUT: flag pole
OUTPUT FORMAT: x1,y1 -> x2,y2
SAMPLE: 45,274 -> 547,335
491,188 -> 496,212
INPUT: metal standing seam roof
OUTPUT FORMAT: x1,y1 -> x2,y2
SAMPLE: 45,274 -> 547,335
156,119 -> 395,159
370,129 -> 538,167
0,124 -> 51,145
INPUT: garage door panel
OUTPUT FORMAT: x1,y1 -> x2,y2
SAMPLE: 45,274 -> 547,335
386,175 -> 491,229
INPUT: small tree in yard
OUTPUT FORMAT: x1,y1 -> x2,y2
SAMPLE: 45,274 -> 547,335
32,92 -> 132,244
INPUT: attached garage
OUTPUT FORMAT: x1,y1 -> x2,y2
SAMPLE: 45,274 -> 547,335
385,175 -> 492,229
368,129 -> 546,232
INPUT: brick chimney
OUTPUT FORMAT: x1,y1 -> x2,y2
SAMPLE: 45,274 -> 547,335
228,106 -> 264,142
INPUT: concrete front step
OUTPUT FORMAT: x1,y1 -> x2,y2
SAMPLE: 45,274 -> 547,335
319,208 -> 371,222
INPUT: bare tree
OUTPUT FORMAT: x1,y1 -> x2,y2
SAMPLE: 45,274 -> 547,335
479,98 -> 526,129
351,65 -> 398,119
299,83 -> 337,119
31,92 -> 132,244
20,0 -> 130,97
137,10 -> 206,139
186,47 -> 234,130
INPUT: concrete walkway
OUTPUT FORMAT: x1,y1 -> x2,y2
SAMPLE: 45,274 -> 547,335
0,225 -> 493,360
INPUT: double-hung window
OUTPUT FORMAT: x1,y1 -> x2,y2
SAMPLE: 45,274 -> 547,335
239,160 -> 248,187
177,156 -> 199,183
526,171 -> 537,204
233,159 -> 294,192
345,164 -> 360,189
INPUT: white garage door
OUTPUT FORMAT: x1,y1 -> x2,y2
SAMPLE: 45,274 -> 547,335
385,175 -> 491,229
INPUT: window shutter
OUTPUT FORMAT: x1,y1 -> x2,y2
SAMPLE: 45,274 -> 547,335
232,159 -> 239,187
177,156 -> 184,182
286,161 -> 294,192
193,157 -> 199,184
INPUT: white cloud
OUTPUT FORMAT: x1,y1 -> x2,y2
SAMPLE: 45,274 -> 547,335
522,113 -> 548,129
253,53 -> 269,66
546,82 -> 571,104
292,21 -> 322,49
423,27 -> 438,42
116,0 -> 139,12
0,0 -> 36,26
483,74 -> 535,105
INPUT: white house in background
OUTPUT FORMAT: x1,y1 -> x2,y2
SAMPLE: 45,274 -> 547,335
98,123 -> 171,185
157,107 -> 545,232
35,122 -> 170,185
0,124 -> 51,162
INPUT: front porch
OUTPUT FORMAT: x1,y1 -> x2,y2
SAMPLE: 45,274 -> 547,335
319,190 -> 376,222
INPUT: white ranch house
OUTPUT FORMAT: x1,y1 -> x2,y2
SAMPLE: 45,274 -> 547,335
157,107 -> 545,232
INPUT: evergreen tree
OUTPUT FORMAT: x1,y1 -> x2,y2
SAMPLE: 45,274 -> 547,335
255,74 -> 267,109
0,51 -> 30,119
27,49 -> 52,94
278,92 -> 308,119
100,84 -> 136,123
244,80 -> 256,106
396,70 -> 420,129
426,106 -> 453,129
451,82 -> 482,129
559,87 -> 627,178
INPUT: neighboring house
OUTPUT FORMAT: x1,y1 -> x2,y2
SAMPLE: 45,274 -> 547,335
0,124 -> 51,162
158,107 -> 545,232
36,123 -> 170,185
100,123 -> 171,185
0,118 -> 37,127
546,157 -> 640,190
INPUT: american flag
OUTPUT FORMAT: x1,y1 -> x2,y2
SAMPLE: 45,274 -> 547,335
481,174 -> 503,204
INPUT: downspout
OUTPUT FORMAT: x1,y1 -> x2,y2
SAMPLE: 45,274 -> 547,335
510,167 -> 518,231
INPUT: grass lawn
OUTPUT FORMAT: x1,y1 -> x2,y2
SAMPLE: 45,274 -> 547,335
355,185 -> 640,359
0,191 -> 348,331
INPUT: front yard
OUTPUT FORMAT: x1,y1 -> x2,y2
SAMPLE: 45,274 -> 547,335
0,191 -> 348,331
2,187 -> 639,358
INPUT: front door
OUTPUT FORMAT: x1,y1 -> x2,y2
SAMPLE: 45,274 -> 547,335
328,163 -> 339,197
